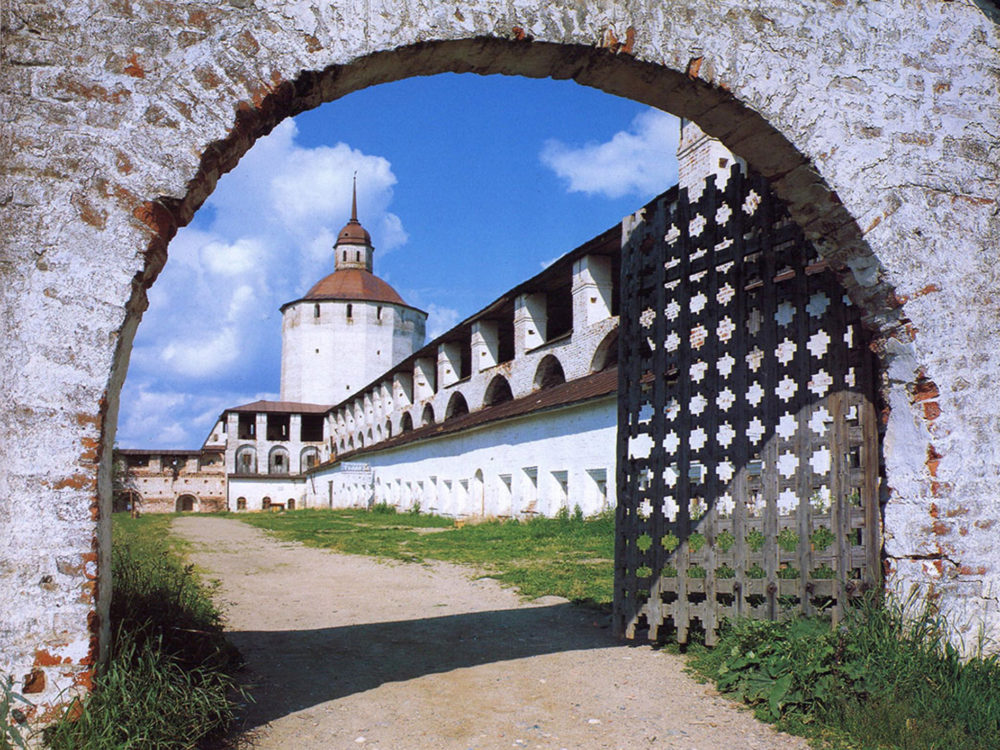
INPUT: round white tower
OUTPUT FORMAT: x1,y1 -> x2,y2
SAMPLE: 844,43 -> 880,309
279,182 -> 427,405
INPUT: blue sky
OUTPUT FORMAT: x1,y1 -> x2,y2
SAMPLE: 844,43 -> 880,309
118,73 -> 680,448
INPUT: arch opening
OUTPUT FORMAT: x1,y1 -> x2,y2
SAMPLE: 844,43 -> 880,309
590,330 -> 619,373
533,355 -> 566,390
445,392 -> 470,420
483,375 -> 514,407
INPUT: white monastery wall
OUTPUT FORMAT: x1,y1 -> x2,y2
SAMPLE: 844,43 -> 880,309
312,396 -> 617,518
228,476 -> 307,512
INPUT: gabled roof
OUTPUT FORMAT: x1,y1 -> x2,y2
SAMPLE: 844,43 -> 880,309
226,400 -> 330,415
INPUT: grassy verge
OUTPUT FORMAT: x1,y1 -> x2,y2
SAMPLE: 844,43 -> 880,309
234,506 -> 616,608
685,593 -> 1000,750
44,514 -> 244,750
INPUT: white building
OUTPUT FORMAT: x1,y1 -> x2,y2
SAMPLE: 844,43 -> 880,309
119,121 -> 728,520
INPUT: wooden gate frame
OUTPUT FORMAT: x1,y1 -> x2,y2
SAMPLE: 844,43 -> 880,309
614,167 -> 880,645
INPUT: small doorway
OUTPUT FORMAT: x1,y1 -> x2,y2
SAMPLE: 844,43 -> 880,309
176,494 -> 196,513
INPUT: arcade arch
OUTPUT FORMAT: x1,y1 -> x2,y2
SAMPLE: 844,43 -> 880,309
483,376 -> 514,407
446,392 -> 470,420
533,355 -> 566,390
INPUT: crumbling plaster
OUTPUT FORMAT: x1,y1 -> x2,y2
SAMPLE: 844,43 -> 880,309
1,0 -> 998,721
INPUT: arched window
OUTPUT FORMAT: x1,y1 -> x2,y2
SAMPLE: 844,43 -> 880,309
590,330 -> 619,372
400,412 -> 414,433
385,419 -> 392,438
287,498 -> 296,510
446,391 -> 470,419
421,403 -> 435,426
268,446 -> 290,475
483,375 -> 514,406
236,496 -> 247,510
236,446 -> 256,474
262,496 -> 272,511
300,447 -> 319,471
534,354 -> 567,389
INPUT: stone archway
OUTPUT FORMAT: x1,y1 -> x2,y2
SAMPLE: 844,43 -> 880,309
2,0 -> 998,720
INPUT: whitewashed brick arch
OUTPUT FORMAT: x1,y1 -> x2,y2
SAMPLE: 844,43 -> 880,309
2,0 -> 998,718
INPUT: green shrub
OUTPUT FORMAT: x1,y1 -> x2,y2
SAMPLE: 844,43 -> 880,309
688,592 -> 1000,749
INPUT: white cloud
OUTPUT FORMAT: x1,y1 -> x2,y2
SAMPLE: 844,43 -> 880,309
201,237 -> 269,277
161,328 -> 240,378
540,109 -> 680,198
425,303 -> 462,341
118,119 -> 408,446
117,381 -> 279,449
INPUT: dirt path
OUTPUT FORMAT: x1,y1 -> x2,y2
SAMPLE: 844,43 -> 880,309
173,516 -> 808,750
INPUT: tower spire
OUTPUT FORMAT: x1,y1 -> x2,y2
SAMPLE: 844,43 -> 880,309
334,173 -> 374,272
351,171 -> 358,222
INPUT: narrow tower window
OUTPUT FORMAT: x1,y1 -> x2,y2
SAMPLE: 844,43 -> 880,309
377,306 -> 382,321
314,303 -> 320,318
346,303 -> 353,319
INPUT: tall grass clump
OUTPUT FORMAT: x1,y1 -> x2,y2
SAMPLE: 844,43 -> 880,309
689,591 -> 1000,749
2,676 -> 32,749
44,515 -> 244,749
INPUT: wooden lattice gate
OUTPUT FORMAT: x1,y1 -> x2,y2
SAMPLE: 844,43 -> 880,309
614,167 -> 880,645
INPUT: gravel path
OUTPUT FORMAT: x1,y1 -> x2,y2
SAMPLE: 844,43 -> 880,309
172,516 -> 808,750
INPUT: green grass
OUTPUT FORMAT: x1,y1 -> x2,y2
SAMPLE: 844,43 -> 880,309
234,507 -> 616,608
686,592 -> 1000,750
44,514 -> 244,750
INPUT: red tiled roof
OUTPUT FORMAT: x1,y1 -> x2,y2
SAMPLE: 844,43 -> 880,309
303,268 -> 405,305
319,367 -> 618,467
227,400 -> 331,414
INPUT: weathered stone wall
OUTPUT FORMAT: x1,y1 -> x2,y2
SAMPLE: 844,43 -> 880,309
1,0 -> 998,724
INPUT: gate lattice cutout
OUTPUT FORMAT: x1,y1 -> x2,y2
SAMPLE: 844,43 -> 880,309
614,167 -> 880,645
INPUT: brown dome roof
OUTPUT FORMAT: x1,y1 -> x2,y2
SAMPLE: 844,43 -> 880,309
303,268 -> 405,305
337,218 -> 371,246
